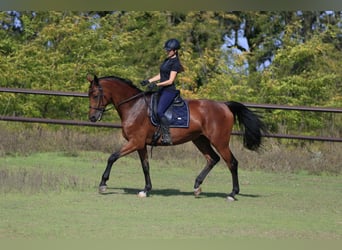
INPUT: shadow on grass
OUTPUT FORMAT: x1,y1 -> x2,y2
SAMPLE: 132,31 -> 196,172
101,187 -> 261,199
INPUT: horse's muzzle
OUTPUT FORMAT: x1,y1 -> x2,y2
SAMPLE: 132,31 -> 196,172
89,110 -> 103,122
89,115 -> 98,122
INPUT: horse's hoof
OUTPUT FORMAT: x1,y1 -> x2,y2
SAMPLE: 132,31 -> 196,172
194,187 -> 202,197
99,185 -> 107,193
137,191 -> 147,198
227,196 -> 236,202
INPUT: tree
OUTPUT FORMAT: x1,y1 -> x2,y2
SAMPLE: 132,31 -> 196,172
258,28 -> 342,134
0,11 -> 341,136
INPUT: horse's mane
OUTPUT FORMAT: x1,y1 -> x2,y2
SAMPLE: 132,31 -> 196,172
99,75 -> 142,92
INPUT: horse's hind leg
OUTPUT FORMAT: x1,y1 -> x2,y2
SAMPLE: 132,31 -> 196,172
192,136 -> 220,197
214,145 -> 239,201
228,152 -> 239,199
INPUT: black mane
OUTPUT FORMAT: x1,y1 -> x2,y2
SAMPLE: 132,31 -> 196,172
100,75 -> 142,92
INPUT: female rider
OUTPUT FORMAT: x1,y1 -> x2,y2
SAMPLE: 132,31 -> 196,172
141,38 -> 184,145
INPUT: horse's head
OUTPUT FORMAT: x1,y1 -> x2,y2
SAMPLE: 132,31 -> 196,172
87,74 -> 110,122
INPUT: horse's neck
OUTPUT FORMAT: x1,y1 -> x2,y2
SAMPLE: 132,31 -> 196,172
117,93 -> 149,122
102,81 -> 145,119
103,81 -> 140,106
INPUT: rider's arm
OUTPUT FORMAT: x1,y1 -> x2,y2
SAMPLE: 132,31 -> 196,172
148,74 -> 161,83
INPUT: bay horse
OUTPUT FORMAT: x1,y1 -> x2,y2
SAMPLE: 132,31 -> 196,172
87,74 -> 266,201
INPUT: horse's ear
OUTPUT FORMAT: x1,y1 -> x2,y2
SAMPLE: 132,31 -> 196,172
86,73 -> 94,83
94,75 -> 99,84
86,74 -> 99,85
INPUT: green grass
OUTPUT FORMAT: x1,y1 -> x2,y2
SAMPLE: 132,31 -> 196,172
0,152 -> 341,239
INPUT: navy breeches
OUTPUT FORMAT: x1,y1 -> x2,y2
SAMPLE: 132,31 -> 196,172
157,90 -> 178,119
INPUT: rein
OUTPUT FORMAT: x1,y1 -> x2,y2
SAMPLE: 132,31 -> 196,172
90,79 -> 150,118
117,91 -> 149,108
89,77 -> 150,119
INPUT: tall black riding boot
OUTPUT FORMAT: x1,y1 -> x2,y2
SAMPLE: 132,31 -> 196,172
160,117 -> 172,145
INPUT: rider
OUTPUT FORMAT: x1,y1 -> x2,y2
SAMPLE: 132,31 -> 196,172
141,38 -> 184,145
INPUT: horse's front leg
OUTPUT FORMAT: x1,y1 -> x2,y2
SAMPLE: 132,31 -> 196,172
98,140 -> 139,193
99,151 -> 120,193
137,147 -> 152,198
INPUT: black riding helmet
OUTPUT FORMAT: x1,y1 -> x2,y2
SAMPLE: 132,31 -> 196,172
164,38 -> 181,51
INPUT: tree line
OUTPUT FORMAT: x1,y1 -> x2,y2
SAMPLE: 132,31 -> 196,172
0,11 -> 341,136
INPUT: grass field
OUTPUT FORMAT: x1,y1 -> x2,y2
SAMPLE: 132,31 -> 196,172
0,151 -> 341,240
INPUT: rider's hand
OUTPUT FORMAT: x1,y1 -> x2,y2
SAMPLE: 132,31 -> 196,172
147,82 -> 157,91
140,79 -> 150,86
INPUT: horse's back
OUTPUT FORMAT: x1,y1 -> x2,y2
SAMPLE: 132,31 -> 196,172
188,99 -> 233,117
187,99 -> 234,130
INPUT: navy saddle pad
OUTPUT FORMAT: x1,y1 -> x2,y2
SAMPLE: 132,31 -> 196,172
150,93 -> 190,128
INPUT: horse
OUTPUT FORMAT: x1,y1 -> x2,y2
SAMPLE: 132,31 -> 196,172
87,74 -> 266,201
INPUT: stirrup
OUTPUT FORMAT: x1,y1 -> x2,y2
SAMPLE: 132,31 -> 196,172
161,134 -> 172,145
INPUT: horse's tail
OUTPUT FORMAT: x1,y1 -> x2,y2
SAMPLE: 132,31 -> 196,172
226,101 -> 267,151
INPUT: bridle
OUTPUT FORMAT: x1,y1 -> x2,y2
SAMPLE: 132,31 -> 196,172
88,81 -> 112,120
89,80 -> 150,120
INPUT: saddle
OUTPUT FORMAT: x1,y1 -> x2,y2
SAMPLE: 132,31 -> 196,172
150,91 -> 190,128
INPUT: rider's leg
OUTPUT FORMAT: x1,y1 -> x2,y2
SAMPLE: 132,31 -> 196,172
157,90 -> 177,145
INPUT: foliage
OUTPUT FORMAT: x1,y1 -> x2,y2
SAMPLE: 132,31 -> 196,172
0,11 -> 341,136
259,31 -> 342,133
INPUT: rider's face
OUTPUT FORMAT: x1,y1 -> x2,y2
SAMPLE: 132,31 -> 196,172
166,49 -> 176,58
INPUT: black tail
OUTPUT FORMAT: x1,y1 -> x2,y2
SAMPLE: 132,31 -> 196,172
226,101 -> 267,151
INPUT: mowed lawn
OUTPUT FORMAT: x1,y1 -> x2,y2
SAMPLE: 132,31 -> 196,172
0,152 -> 341,239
